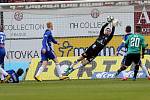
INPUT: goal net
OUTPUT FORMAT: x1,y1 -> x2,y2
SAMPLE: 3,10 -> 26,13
0,0 -> 149,61
0,0 -> 137,60
1,0 -> 150,80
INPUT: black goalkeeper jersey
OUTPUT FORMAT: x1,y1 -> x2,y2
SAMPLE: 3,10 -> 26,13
95,23 -> 115,47
82,22 -> 115,61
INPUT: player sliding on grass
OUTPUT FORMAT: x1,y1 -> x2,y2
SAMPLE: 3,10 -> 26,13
115,25 -> 149,81
34,22 -> 69,81
116,25 -> 150,80
65,16 -> 118,75
1,68 -> 24,83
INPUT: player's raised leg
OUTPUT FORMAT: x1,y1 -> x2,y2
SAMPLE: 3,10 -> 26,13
65,59 -> 91,76
69,56 -> 85,69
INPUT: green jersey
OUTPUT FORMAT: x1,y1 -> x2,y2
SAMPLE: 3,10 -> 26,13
125,33 -> 146,54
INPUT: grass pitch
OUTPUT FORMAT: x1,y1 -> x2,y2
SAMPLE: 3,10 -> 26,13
0,79 -> 150,100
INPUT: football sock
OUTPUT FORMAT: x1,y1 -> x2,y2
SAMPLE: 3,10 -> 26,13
133,65 -> 139,78
141,65 -> 150,77
0,67 -> 8,76
74,63 -> 83,70
69,64 -> 74,69
117,66 -> 127,75
56,63 -> 62,77
35,66 -> 44,77
0,73 -> 5,80
69,60 -> 79,68
74,60 -> 79,65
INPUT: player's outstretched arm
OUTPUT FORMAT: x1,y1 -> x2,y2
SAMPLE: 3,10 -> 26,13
99,16 -> 114,36
99,22 -> 109,36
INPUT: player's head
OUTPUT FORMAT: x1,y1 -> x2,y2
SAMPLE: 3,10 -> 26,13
105,28 -> 111,35
47,22 -> 53,30
16,68 -> 24,76
135,25 -> 142,33
125,25 -> 131,33
0,25 -> 3,32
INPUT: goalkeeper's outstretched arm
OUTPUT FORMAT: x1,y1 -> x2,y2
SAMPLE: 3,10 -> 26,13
99,22 -> 109,36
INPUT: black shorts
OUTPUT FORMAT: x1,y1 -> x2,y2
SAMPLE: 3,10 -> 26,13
125,53 -> 141,66
82,43 -> 103,62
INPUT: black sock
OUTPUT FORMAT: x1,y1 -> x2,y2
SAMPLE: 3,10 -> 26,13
133,65 -> 139,78
117,66 -> 127,75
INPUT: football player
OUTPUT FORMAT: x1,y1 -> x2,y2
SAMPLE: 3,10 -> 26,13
34,22 -> 69,81
0,25 -> 11,83
65,17 -> 118,75
115,25 -> 149,81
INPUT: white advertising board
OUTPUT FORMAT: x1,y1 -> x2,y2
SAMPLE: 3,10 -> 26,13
3,6 -> 134,38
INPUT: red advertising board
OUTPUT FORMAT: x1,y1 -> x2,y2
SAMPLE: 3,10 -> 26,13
134,5 -> 150,34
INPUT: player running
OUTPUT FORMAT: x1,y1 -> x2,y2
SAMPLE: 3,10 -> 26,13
65,17 -> 118,75
34,22 -> 68,82
0,25 -> 11,83
116,26 -> 150,80
115,25 -> 149,81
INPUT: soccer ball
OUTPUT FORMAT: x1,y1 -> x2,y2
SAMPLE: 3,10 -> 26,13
61,64 -> 70,74
107,16 -> 114,23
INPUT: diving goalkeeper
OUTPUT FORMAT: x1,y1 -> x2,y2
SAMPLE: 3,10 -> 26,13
65,17 -> 118,75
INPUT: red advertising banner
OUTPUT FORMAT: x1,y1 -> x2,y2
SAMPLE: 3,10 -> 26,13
134,5 -> 150,34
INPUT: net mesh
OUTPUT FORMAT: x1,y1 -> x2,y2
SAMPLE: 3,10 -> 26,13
0,0 -> 149,61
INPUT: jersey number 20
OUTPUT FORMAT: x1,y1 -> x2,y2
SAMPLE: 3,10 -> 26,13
130,37 -> 140,47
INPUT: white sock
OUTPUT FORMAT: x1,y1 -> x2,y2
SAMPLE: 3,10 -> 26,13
70,64 -> 74,69
69,60 -> 79,68
74,63 -> 83,70
56,63 -> 62,77
141,65 -> 150,77
0,73 -> 4,80
0,67 -> 8,76
35,66 -> 44,77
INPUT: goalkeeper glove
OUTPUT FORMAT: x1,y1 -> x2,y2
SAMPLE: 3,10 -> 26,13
112,19 -> 119,27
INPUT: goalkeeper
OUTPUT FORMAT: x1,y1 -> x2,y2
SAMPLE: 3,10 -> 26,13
65,17 -> 117,75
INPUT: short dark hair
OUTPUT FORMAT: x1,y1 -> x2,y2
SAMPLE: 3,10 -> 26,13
135,25 -> 142,33
0,25 -> 3,32
17,68 -> 24,76
125,25 -> 131,33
